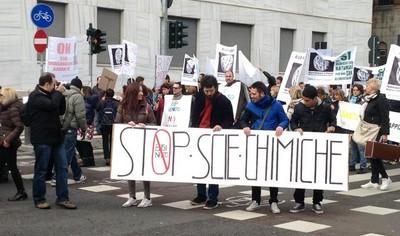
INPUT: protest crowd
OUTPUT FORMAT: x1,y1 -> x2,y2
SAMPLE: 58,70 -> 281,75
1,43 -> 400,216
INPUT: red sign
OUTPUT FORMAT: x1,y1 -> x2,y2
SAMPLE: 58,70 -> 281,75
33,29 -> 48,53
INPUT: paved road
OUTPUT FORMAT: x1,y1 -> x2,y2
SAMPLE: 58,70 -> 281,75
1,147 -> 400,236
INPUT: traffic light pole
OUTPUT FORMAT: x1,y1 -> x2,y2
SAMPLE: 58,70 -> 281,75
89,41 -> 93,87
160,0 -> 168,55
372,36 -> 377,66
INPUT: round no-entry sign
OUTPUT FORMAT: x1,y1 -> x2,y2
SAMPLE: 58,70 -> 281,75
33,30 -> 48,53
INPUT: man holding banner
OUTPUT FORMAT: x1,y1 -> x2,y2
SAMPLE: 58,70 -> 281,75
289,85 -> 336,214
190,75 -> 234,209
240,81 -> 289,214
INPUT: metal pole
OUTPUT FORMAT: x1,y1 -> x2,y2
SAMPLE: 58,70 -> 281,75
372,36 -> 377,66
40,53 -> 44,74
160,0 -> 168,55
89,41 -> 93,87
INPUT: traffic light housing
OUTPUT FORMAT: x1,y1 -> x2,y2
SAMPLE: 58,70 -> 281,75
168,21 -> 177,49
176,21 -> 188,48
86,24 -> 107,54
168,21 -> 188,49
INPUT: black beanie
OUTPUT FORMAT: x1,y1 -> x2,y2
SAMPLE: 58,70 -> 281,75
71,77 -> 83,89
302,85 -> 317,99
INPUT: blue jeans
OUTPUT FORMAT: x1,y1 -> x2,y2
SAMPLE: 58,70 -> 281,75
349,140 -> 367,169
64,128 -> 82,181
197,184 -> 219,203
33,143 -> 69,204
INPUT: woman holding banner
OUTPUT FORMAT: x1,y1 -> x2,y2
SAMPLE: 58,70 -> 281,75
360,79 -> 391,191
116,82 -> 157,208
348,84 -> 367,173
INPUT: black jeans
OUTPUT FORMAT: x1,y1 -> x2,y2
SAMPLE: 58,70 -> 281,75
371,158 -> 388,183
0,146 -> 25,192
294,189 -> 323,204
251,186 -> 279,204
101,125 -> 113,160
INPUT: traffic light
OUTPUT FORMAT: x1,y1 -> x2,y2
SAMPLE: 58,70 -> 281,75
86,24 -> 107,54
168,21 -> 177,49
368,35 -> 379,65
168,21 -> 188,49
176,21 -> 188,48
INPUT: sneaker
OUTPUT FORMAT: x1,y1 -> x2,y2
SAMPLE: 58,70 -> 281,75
270,202 -> 281,214
380,177 -> 392,191
50,179 -> 56,187
74,175 -> 87,184
290,203 -> 305,213
56,200 -> 77,209
122,197 -> 138,208
190,196 -> 207,205
137,198 -> 152,208
361,181 -> 379,189
35,201 -> 51,209
312,203 -> 324,214
203,200 -> 218,210
245,200 -> 261,211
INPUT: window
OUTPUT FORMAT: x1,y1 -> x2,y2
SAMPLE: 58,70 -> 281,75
220,22 -> 252,71
377,0 -> 393,5
37,1 -> 66,60
279,28 -> 294,72
97,8 -> 122,65
167,16 -> 198,67
312,31 -> 326,49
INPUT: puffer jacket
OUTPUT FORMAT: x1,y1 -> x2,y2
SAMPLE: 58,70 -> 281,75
61,85 -> 87,131
0,99 -> 24,147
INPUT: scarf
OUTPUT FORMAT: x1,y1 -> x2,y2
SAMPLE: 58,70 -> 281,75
360,93 -> 377,120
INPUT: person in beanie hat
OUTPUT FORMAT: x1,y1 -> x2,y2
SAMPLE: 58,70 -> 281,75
58,76 -> 87,187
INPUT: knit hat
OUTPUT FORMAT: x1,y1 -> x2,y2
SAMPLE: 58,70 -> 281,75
70,77 -> 83,89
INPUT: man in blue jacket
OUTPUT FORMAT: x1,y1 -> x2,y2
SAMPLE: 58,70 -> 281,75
240,81 -> 289,214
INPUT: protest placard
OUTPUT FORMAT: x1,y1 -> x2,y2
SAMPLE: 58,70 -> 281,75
381,44 -> 400,101
155,55 -> 173,88
181,54 -> 199,87
161,95 -> 192,128
215,44 -> 237,84
111,125 -> 349,191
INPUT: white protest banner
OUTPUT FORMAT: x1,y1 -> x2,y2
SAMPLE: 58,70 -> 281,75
238,50 -> 266,86
336,101 -> 362,131
215,44 -> 237,84
45,36 -> 78,82
161,95 -> 192,128
352,65 -> 385,85
155,55 -> 173,88
381,44 -> 400,101
108,44 -> 125,75
121,40 -> 138,77
181,54 -> 199,87
303,47 -> 356,85
219,82 -> 241,119
111,125 -> 349,191
388,111 -> 400,143
277,52 -> 306,104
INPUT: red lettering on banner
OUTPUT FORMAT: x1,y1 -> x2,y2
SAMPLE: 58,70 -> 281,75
57,43 -> 71,54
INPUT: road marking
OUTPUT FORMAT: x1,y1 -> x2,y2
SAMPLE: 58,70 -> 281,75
336,182 -> 400,197
87,166 -> 111,172
351,206 -> 400,215
78,185 -> 121,192
163,200 -> 204,210
214,210 -> 266,221
274,220 -> 331,233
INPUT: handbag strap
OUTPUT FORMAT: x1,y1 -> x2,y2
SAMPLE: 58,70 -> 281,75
258,103 -> 273,130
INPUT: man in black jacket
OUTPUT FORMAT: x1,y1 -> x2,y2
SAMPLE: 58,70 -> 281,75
28,73 -> 76,209
190,75 -> 234,210
289,85 -> 336,214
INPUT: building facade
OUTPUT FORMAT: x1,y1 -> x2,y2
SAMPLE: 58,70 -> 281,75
0,0 -> 373,90
373,0 -> 400,46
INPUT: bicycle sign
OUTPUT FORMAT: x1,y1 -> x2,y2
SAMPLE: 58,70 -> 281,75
31,3 -> 54,28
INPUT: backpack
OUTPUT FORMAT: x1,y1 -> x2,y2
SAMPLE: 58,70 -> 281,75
101,100 -> 117,125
